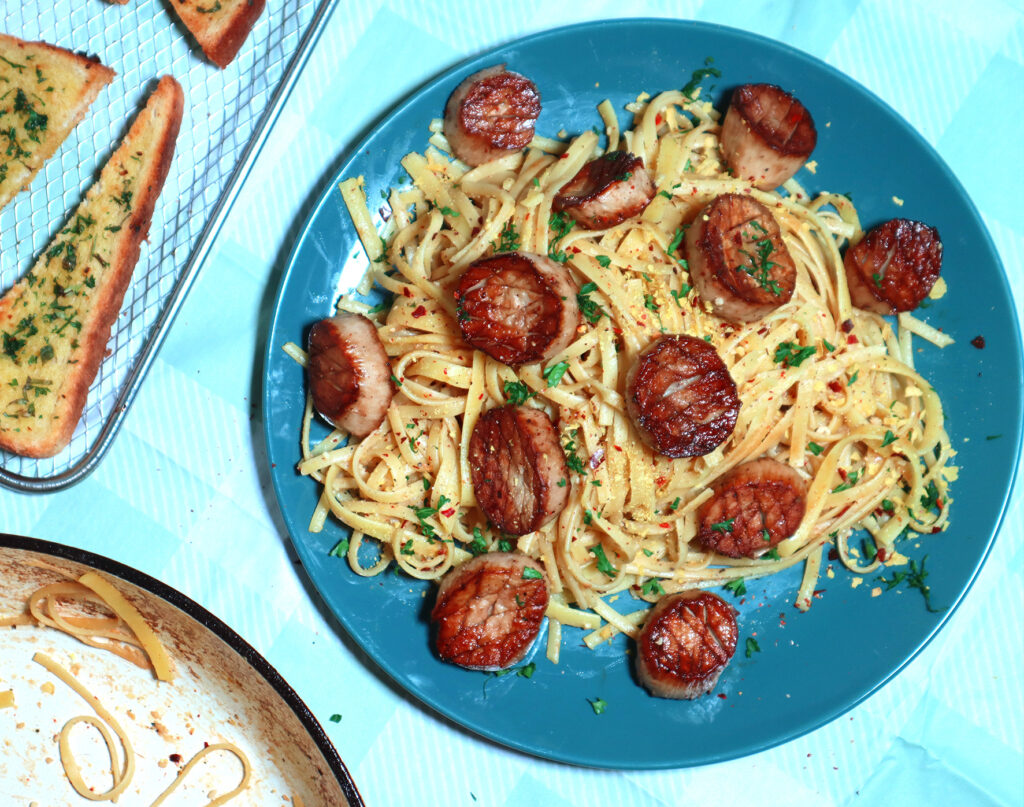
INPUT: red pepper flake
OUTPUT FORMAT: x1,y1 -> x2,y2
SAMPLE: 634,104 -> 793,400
936,498 -> 944,511
813,589 -> 825,599
612,327 -> 623,335
840,319 -> 854,333
401,286 -> 413,298
655,475 -> 668,487
828,548 -> 839,561
828,380 -> 843,393
659,522 -> 670,529
876,548 -> 887,562
847,334 -> 858,344
970,335 -> 986,349
613,444 -> 623,452
570,246 -> 581,253
412,305 -> 427,318
441,507 -> 456,517
837,468 -> 849,482
717,693 -> 727,700
655,113 -> 663,125
931,526 -> 942,534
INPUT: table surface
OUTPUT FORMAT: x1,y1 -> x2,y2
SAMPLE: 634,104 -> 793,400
2,1 -> 1022,805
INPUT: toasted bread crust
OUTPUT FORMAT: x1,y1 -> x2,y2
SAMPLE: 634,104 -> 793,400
0,34 -> 115,210
0,76 -> 183,458
169,0 -> 266,68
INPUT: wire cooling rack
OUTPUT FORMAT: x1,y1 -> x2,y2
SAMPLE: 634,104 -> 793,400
0,0 -> 336,492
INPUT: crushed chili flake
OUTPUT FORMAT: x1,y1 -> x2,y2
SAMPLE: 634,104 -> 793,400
828,380 -> 843,393
613,444 -> 623,452
813,589 -> 825,598
401,286 -> 413,298
412,305 -> 427,318
441,507 -> 456,517
828,548 -> 839,561
876,548 -> 887,562
659,522 -> 670,529
847,335 -> 858,344
970,335 -> 986,349
840,319 -> 854,333
717,693 -> 727,700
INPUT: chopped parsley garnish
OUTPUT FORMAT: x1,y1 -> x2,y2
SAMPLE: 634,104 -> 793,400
517,662 -> 536,678
710,518 -> 735,533
881,430 -> 897,447
773,341 -> 816,368
498,539 -> 513,552
434,201 -> 459,216
400,539 -> 414,555
562,431 -> 588,476
738,234 -> 783,296
763,548 -> 781,560
503,379 -> 536,405
745,637 -> 761,658
492,221 -> 520,253
576,282 -> 606,324
872,272 -> 882,288
547,211 -> 574,263
543,361 -> 570,388
666,227 -> 686,259
328,538 -> 349,557
414,495 -> 450,541
522,567 -> 543,580
919,480 -> 941,512
831,470 -> 860,493
878,556 -> 942,612
863,535 -> 878,562
822,339 -> 836,352
724,578 -> 746,597
669,497 -> 681,511
588,697 -> 607,715
807,441 -> 824,456
588,544 -> 618,577
670,285 -> 691,307
595,255 -> 611,268
329,714 -> 342,723
658,190 -> 673,199
468,528 -> 488,556
848,369 -> 859,385
641,578 -> 665,596
643,293 -> 665,331
681,59 -> 722,100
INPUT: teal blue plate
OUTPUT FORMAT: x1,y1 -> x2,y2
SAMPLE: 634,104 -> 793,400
263,20 -> 1022,768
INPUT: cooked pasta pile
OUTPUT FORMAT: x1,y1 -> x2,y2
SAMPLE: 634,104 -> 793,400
290,85 -> 955,661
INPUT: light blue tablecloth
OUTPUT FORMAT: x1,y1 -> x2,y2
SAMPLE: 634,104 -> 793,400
3,2 -> 1022,804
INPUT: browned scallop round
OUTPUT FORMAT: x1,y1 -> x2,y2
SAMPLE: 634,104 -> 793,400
636,591 -> 738,699
442,65 -> 541,167
696,457 -> 808,558
469,405 -> 569,536
454,252 -> 580,367
307,313 -> 394,438
552,151 -> 656,229
720,83 -> 817,190
625,334 -> 740,458
431,552 -> 549,670
684,193 -> 796,323
844,218 -> 943,315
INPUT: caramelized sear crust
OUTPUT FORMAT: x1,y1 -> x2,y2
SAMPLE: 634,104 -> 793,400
720,83 -> 816,190
636,591 -> 738,699
443,65 -> 541,166
684,193 -> 796,323
432,552 -> 549,670
696,457 -> 808,558
307,313 -> 394,438
625,334 -> 740,458
553,151 -> 656,229
844,218 -> 942,315
454,252 -> 580,367
468,405 -> 569,536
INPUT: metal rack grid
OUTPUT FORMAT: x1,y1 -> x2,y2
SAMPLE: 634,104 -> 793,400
0,0 -> 336,492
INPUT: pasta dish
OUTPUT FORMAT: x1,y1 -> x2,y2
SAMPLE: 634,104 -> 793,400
287,79 -> 955,664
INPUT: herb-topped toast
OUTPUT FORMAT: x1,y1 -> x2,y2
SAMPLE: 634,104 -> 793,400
168,0 -> 266,68
0,34 -> 115,211
0,75 -> 183,458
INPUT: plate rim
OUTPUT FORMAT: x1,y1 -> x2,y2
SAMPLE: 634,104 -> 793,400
262,16 -> 1024,769
0,532 -> 366,805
